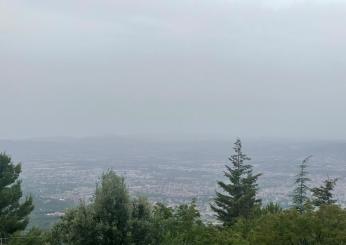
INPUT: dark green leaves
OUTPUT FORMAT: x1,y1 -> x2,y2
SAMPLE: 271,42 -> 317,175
0,153 -> 34,238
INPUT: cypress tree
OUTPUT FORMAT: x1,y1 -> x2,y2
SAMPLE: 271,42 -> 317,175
292,156 -> 311,214
211,139 -> 261,226
311,178 -> 337,207
0,153 -> 34,238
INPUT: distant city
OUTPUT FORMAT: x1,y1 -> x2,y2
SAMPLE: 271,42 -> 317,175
1,137 -> 346,228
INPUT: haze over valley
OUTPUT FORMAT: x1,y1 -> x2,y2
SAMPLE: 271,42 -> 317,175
1,137 -> 345,227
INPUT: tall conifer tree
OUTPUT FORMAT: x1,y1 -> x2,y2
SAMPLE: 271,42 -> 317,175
0,153 -> 34,237
211,139 -> 261,226
292,156 -> 311,214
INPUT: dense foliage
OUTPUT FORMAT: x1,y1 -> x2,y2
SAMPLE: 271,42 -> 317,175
311,178 -> 338,207
2,140 -> 346,244
0,153 -> 34,238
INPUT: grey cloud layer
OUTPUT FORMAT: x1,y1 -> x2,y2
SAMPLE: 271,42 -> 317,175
1,0 -> 346,139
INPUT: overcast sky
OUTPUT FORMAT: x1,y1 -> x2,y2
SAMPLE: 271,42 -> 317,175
1,0 -> 346,140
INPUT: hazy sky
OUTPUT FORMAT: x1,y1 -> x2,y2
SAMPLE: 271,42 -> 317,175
1,0 -> 346,140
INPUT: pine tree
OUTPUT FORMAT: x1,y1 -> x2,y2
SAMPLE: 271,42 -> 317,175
0,153 -> 34,238
311,178 -> 337,207
292,156 -> 311,214
211,139 -> 261,226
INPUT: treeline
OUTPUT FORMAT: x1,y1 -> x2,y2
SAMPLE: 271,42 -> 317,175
1,139 -> 346,244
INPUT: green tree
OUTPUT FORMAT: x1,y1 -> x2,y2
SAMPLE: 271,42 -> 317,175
0,153 -> 34,238
311,178 -> 337,207
50,170 -> 131,245
211,139 -> 261,226
129,197 -> 154,245
93,170 -> 131,245
172,199 -> 202,241
50,201 -> 96,245
150,203 -> 174,244
159,200 -> 206,245
292,156 -> 311,214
